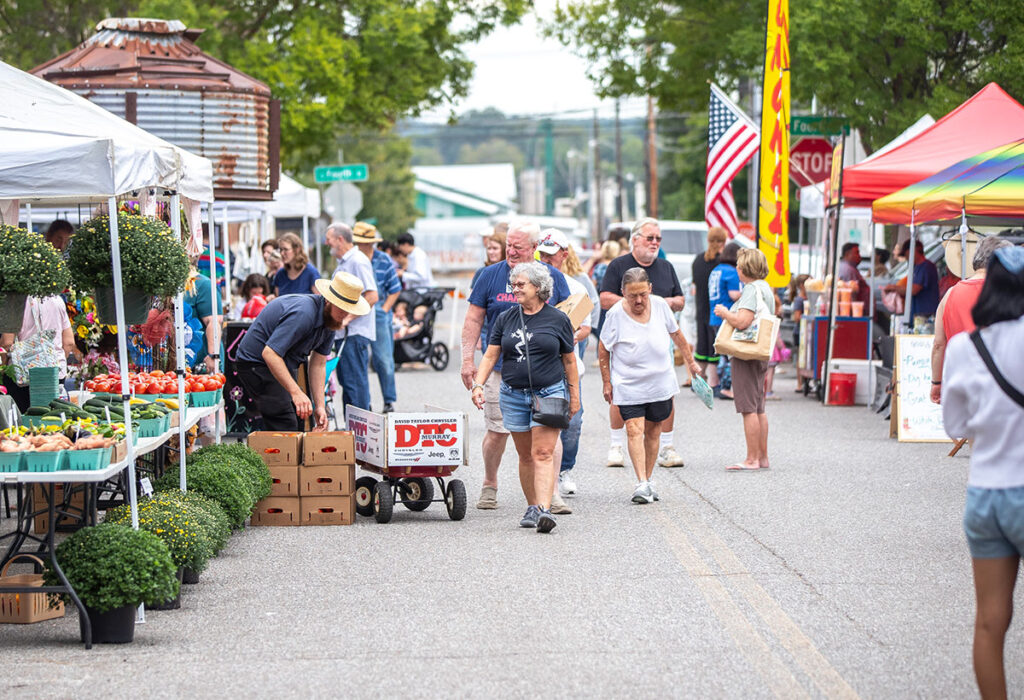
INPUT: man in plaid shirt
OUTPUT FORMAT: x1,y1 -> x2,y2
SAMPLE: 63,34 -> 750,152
354,222 -> 402,413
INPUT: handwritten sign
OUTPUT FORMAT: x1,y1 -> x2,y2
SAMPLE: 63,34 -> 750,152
895,334 -> 952,443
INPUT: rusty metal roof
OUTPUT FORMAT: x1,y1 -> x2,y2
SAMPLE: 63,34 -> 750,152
31,18 -> 270,95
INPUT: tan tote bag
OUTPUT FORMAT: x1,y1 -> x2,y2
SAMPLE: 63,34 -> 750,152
713,280 -> 780,362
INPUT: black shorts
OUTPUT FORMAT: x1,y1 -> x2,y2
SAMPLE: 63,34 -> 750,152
696,321 -> 720,363
618,398 -> 673,423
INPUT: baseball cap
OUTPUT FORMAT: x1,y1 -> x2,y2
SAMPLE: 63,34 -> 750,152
537,229 -> 569,255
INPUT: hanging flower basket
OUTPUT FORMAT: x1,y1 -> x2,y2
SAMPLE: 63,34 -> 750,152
0,224 -> 71,332
0,293 -> 26,333
92,287 -> 154,326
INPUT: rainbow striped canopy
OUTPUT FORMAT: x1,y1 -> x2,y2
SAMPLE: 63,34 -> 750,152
873,138 -> 1024,224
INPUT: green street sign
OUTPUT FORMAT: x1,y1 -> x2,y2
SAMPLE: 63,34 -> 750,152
314,164 -> 369,183
791,116 -> 846,138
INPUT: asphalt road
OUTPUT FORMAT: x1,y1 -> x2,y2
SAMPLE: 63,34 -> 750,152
1,315 -> 1019,698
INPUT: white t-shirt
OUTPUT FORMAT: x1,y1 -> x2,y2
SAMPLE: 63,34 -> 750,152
600,295 -> 679,405
943,314 -> 1024,489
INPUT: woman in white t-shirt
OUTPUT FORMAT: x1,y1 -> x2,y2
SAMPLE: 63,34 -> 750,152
598,267 -> 700,504
942,246 -> 1024,700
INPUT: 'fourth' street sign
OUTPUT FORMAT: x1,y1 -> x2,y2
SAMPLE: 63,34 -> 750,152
789,137 -> 833,188
315,164 -> 369,183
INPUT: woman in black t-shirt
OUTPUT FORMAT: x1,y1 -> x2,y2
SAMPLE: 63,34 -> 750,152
471,262 -> 579,534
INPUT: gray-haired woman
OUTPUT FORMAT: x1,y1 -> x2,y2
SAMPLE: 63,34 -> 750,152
471,262 -> 580,533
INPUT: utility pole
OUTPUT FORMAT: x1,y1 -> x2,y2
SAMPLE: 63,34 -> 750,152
593,109 -> 602,238
615,99 -> 624,222
646,94 -> 658,218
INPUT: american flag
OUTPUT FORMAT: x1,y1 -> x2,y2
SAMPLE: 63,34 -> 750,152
706,84 -> 759,237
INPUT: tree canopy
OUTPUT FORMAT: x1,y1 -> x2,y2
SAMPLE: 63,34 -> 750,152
547,0 -> 1024,151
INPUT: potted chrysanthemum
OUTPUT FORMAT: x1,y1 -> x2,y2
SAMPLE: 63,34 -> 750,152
0,224 -> 71,332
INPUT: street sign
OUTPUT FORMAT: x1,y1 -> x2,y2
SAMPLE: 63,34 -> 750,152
791,115 -> 845,138
789,137 -> 833,188
314,164 -> 368,183
323,181 -> 363,221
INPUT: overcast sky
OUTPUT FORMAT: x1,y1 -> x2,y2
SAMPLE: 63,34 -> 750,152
422,2 -> 648,121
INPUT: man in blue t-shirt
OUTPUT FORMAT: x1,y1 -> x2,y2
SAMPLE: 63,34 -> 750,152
461,222 -> 570,509
885,239 -> 939,319
707,260 -> 741,328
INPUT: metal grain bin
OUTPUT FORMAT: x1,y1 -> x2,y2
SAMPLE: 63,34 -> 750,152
33,18 -> 280,201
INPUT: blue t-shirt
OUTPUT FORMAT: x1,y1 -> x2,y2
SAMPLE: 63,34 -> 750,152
274,263 -> 320,296
468,261 -> 571,370
707,263 -> 741,327
236,295 -> 335,371
911,259 -> 940,317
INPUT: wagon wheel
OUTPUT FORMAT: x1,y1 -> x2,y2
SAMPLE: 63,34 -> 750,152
373,481 -> 394,524
445,479 -> 467,521
400,477 -> 434,512
429,343 -> 449,371
355,476 -> 377,517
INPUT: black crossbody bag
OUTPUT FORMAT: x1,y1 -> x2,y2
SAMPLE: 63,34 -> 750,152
970,329 -> 1024,409
518,306 -> 571,429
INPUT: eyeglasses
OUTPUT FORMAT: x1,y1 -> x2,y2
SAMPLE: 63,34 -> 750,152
642,235 -> 662,243
510,282 -> 530,289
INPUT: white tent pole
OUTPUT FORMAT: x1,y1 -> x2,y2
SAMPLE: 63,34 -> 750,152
302,214 -> 309,252
959,206 -> 969,279
209,202 -> 223,444
108,198 -> 139,530
171,193 -> 188,492
25,203 -> 32,233
902,211 -> 916,332
221,205 -> 230,310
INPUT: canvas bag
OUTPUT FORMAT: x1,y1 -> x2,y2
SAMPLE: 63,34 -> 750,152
713,280 -> 780,362
8,299 -> 64,385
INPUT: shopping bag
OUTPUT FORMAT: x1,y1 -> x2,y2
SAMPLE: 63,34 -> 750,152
690,375 -> 714,410
8,301 -> 63,386
713,281 -> 780,362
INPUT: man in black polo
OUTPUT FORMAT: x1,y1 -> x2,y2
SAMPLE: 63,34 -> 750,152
599,218 -> 687,469
236,272 -> 370,431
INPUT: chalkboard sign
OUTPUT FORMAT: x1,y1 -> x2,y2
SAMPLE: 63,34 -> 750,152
895,334 -> 952,443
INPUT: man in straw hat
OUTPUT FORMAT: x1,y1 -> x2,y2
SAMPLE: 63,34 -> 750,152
353,221 -> 403,413
326,222 -> 379,414
235,272 -> 370,431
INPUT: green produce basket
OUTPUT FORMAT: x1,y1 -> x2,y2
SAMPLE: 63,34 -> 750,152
190,389 -> 222,408
133,417 -> 167,439
23,451 -> 65,472
0,452 -> 24,472
66,447 -> 111,471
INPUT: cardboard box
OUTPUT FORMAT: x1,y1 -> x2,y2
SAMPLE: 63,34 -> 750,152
300,495 -> 354,526
247,432 -> 303,466
300,464 -> 355,497
33,484 -> 87,534
269,465 -> 301,497
250,496 -> 300,526
556,292 -> 594,331
302,431 -> 355,466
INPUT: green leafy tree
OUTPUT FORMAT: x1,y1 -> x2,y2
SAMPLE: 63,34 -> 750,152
547,0 -> 1024,151
336,130 -> 420,238
457,138 -> 526,171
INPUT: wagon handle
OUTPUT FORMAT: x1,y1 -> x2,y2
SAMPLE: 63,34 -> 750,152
1,553 -> 47,578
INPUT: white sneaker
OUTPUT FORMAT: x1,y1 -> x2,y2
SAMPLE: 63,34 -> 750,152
657,445 -> 685,468
606,445 -> 625,468
648,480 -> 660,501
559,469 -> 577,496
631,481 -> 654,504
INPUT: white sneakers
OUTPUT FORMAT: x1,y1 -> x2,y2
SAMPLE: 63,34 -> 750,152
631,481 -> 655,504
559,470 -> 577,496
606,445 -> 625,468
657,445 -> 685,468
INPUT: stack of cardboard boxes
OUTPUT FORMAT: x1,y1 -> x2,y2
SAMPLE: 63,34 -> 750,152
248,431 -> 356,526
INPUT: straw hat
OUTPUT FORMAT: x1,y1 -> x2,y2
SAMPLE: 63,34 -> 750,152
315,272 -> 371,316
943,231 -> 982,279
352,221 -> 382,243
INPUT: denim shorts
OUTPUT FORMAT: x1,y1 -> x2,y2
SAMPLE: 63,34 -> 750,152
499,379 -> 568,433
964,486 -> 1024,559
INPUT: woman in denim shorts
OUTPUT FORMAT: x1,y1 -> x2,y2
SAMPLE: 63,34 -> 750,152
472,262 -> 579,533
942,246 -> 1024,699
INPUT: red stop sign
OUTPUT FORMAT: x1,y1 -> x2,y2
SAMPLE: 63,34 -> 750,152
789,137 -> 833,188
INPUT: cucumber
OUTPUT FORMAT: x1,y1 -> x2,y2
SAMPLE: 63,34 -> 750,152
25,406 -> 49,416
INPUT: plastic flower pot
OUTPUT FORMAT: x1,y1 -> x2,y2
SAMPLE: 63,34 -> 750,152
182,567 -> 200,585
146,568 -> 184,611
93,287 -> 154,326
81,604 -> 136,644
0,293 -> 26,333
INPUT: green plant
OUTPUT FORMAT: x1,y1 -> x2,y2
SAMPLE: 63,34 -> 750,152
68,213 -> 189,296
154,460 -> 255,528
105,496 -> 215,573
0,224 -> 71,297
154,488 -> 233,554
192,443 -> 273,501
44,523 -> 178,613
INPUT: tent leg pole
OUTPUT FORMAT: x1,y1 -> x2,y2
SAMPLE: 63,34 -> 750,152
171,193 -> 188,492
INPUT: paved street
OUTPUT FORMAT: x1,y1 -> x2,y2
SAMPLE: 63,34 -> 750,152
1,315 -> 1020,698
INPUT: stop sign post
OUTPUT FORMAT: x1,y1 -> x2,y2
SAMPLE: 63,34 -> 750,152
789,137 -> 833,187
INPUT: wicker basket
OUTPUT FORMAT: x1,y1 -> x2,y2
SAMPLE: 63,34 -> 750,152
0,554 -> 65,624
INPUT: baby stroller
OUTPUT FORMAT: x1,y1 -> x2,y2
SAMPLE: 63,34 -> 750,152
393,287 -> 452,371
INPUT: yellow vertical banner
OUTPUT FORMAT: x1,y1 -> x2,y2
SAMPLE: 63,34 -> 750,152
758,0 -> 791,286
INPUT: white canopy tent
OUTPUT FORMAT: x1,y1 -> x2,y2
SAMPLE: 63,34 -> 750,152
0,60 -> 219,582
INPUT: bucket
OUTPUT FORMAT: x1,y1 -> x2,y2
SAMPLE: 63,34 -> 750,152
828,372 -> 857,406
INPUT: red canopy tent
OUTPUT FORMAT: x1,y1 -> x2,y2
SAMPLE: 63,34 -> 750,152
837,83 -> 1024,208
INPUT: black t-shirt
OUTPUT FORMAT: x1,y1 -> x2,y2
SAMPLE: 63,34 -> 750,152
488,303 -> 574,390
600,253 -> 682,299
691,254 -> 720,317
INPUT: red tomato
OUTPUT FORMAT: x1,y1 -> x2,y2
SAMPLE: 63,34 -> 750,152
93,381 -> 110,393
110,381 -> 122,394
165,372 -> 176,380
85,380 -> 96,391
149,369 -> 164,378
146,383 -> 161,394
202,378 -> 217,391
